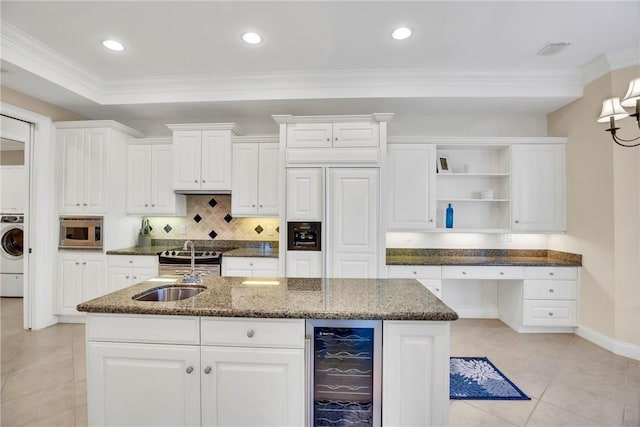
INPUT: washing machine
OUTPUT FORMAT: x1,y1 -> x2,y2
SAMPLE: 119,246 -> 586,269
1,214 -> 24,297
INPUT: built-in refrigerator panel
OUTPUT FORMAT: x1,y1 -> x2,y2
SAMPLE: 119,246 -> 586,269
306,319 -> 381,427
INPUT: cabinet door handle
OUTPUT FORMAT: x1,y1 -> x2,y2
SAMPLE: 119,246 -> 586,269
186,366 -> 194,374
247,329 -> 255,338
204,366 -> 212,374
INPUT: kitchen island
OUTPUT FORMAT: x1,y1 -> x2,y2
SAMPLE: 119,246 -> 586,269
78,275 -> 457,427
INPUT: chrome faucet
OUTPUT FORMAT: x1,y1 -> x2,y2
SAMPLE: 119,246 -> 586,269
182,240 -> 198,283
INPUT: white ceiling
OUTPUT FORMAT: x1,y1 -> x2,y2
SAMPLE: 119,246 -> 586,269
1,1 -> 639,135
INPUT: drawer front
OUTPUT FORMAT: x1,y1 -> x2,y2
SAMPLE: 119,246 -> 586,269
442,266 -> 523,280
523,266 -> 577,280
223,257 -> 278,271
108,255 -> 159,269
86,314 -> 200,344
523,300 -> 577,327
201,317 -> 305,348
524,280 -> 577,300
388,265 -> 442,280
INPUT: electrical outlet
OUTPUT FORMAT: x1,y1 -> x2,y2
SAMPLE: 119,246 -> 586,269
179,225 -> 186,236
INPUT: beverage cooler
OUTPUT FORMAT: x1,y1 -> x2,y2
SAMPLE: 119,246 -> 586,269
306,320 -> 381,427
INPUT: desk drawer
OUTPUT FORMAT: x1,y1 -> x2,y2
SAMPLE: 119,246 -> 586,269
523,266 -> 577,280
388,265 -> 441,279
523,300 -> 577,327
201,317 -> 305,348
524,280 -> 577,300
442,266 -> 523,280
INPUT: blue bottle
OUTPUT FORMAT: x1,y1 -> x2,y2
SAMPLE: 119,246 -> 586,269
446,203 -> 454,228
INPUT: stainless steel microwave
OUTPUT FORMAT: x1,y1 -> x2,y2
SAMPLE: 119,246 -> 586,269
59,216 -> 103,250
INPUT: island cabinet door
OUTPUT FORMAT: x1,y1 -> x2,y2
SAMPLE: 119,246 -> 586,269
200,346 -> 305,427
87,342 -> 201,427
382,321 -> 450,427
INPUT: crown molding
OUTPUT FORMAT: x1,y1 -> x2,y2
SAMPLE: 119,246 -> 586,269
165,123 -> 244,135
272,113 -> 394,124
232,135 -> 279,143
582,46 -> 640,86
387,136 -> 566,145
54,120 -> 144,138
1,20 -> 104,103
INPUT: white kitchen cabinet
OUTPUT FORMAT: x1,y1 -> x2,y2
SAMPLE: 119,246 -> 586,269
126,141 -> 186,215
512,144 -> 566,232
231,142 -> 279,216
222,256 -> 279,277
169,124 -> 242,192
387,144 -> 437,230
56,251 -> 105,316
201,346 -> 304,426
286,122 -> 378,148
57,128 -> 107,213
286,168 -> 323,221
56,121 -> 143,215
0,165 -> 26,213
383,321 -> 450,427
87,341 -> 201,427
328,168 -> 379,278
106,255 -> 158,293
285,251 -> 323,278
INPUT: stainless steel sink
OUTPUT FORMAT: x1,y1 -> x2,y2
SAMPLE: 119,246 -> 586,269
133,285 -> 206,302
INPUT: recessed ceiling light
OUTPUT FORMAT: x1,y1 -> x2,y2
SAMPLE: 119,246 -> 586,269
242,32 -> 262,45
392,27 -> 412,40
536,42 -> 570,56
102,39 -> 125,51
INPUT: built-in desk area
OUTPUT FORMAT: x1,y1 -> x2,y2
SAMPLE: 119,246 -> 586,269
387,249 -> 582,333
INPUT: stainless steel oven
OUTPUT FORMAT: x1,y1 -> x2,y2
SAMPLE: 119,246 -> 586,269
59,216 -> 103,250
158,250 -> 222,277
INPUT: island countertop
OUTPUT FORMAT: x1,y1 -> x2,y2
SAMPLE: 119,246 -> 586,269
77,276 -> 458,321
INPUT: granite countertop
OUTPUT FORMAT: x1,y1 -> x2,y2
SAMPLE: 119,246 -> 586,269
386,249 -> 582,267
222,247 -> 279,258
76,276 -> 458,321
106,246 -> 175,256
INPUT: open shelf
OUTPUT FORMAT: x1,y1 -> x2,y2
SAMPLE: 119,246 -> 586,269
437,198 -> 509,203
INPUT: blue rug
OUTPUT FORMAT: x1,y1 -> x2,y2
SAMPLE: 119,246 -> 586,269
450,357 -> 530,400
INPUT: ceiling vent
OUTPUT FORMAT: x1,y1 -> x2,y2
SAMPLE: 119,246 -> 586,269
536,42 -> 571,56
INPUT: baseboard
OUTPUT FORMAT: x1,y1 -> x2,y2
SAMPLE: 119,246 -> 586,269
576,325 -> 640,361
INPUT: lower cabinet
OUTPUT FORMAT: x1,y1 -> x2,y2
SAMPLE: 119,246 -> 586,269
286,251 -> 323,278
86,315 -> 305,427
56,251 -> 106,316
383,321 -> 450,427
87,342 -> 201,427
106,255 -> 158,293
222,256 -> 278,277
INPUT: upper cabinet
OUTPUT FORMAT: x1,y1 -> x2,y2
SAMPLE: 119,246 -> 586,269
126,139 -> 186,216
286,168 -> 323,221
387,144 -> 437,231
386,137 -> 566,233
231,138 -> 279,217
167,123 -> 243,193
56,121 -> 144,214
286,122 -> 379,148
512,144 -> 566,232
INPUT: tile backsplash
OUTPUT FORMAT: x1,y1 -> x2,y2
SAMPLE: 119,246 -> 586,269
145,195 -> 279,241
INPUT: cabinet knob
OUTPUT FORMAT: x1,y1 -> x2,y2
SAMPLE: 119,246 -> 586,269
499,271 -> 504,275
83,203 -> 87,206
129,260 -> 133,264
82,262 -> 87,265
259,204 -> 263,207
202,180 -> 206,183
412,271 -> 417,275
326,138 -> 330,142
76,203 -> 80,206
548,312 -> 554,317
144,204 -> 149,207
514,220 -> 520,224
252,204 -> 256,207
126,275 -> 130,279
247,329 -> 255,338
435,288 -> 440,292
462,271 -> 467,275
549,272 -> 555,276
204,366 -> 212,374
194,180 -> 198,183
334,137 -> 338,141
186,366 -> 194,374
429,219 -> 433,222
133,276 -> 137,279
75,262 -> 80,265
249,263 -> 253,266
151,204 -> 155,207
548,288 -> 555,293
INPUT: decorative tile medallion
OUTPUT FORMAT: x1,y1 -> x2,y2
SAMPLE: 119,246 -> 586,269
224,214 -> 233,223
254,225 -> 264,234
208,198 -> 217,208
209,230 -> 218,239
163,224 -> 172,233
193,214 -> 202,223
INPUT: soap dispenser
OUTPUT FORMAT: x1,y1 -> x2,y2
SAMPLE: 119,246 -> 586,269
446,204 -> 454,228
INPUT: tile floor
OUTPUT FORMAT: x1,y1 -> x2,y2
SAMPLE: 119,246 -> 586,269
1,297 -> 639,426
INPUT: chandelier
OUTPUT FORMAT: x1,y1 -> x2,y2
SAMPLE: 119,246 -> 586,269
597,78 -> 640,147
